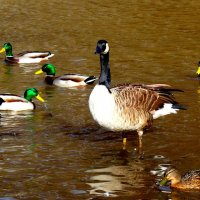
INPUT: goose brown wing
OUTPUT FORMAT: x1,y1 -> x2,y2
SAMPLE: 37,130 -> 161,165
112,84 -> 181,112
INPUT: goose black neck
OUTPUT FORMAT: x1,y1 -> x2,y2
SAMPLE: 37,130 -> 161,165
99,52 -> 111,91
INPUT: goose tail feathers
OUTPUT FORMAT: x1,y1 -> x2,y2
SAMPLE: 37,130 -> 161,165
153,103 -> 186,119
172,104 -> 187,110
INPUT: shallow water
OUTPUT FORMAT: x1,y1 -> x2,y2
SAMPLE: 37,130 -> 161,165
0,0 -> 200,199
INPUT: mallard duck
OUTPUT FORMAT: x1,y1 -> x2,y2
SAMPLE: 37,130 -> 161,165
0,42 -> 54,64
0,88 -> 45,111
35,63 -> 97,87
159,168 -> 200,189
89,40 -> 185,149
196,61 -> 200,77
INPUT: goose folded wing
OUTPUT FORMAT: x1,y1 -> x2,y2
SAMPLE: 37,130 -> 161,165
112,84 -> 181,113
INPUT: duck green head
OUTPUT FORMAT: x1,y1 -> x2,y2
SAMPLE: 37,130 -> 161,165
0,42 -> 13,57
24,88 -> 45,102
35,63 -> 56,76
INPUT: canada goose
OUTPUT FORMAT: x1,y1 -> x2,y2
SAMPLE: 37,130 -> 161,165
0,42 -> 54,64
89,40 -> 185,149
35,63 -> 97,87
160,168 -> 200,189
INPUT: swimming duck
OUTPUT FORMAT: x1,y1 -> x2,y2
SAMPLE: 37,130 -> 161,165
0,88 -> 45,111
0,42 -> 54,64
196,61 -> 200,77
35,63 -> 97,87
159,168 -> 200,189
89,40 -> 185,149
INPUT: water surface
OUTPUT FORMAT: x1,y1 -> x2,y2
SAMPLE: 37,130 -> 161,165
0,0 -> 200,199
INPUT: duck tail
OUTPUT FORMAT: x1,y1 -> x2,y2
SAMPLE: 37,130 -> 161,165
84,76 -> 97,84
47,52 -> 54,58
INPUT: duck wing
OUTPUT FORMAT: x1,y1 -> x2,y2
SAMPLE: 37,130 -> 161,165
0,94 -> 27,103
182,170 -> 200,182
59,74 -> 91,82
17,51 -> 54,58
53,74 -> 95,87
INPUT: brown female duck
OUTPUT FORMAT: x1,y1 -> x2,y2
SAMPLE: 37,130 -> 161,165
160,168 -> 200,189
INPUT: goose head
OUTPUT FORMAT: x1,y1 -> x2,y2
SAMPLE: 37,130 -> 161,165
95,40 -> 109,55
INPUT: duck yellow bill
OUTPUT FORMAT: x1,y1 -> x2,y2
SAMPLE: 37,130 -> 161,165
35,69 -> 43,75
0,48 -> 5,53
36,94 -> 45,102
159,177 -> 168,186
196,67 -> 200,75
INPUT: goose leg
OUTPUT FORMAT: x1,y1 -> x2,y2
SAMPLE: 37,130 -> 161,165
137,130 -> 143,149
122,132 -> 127,150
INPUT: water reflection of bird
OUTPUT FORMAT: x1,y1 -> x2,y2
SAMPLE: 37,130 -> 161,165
35,63 -> 97,87
89,40 -> 185,150
0,42 -> 54,63
86,165 -> 145,197
0,88 -> 44,111
159,168 -> 200,189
